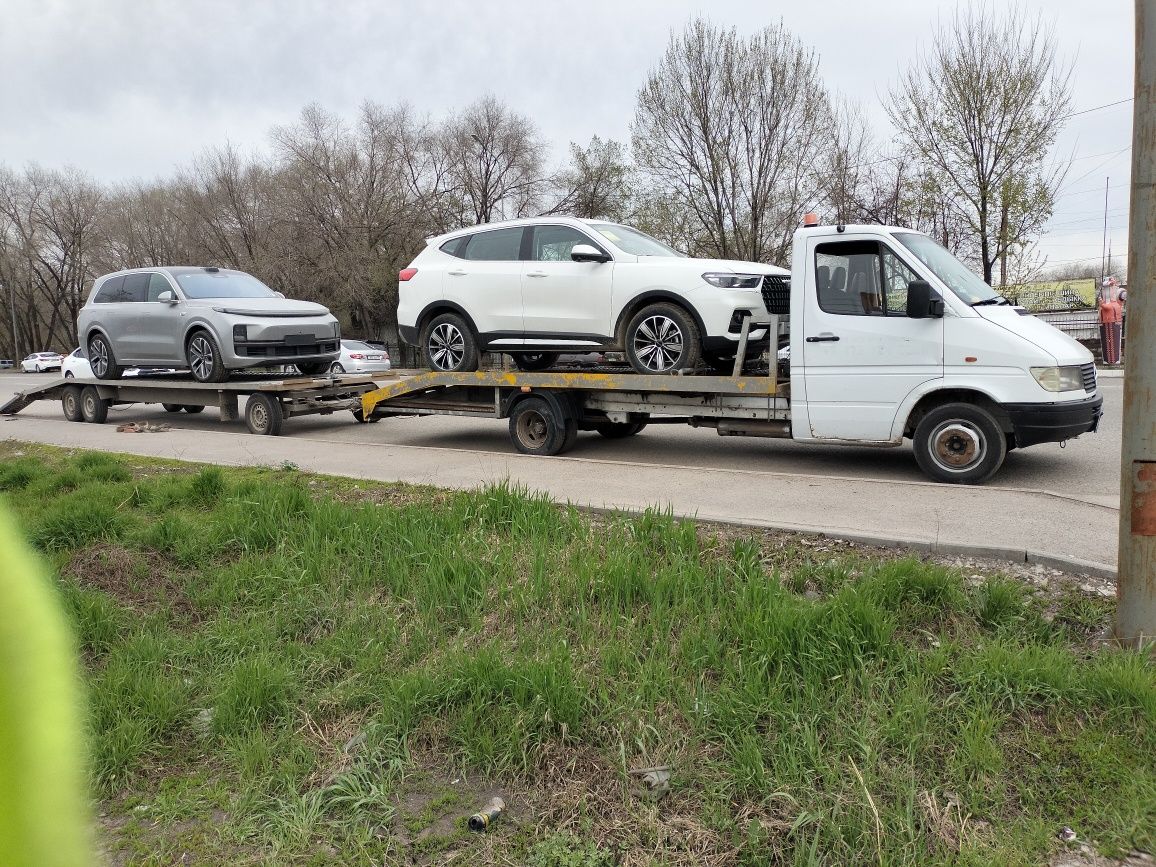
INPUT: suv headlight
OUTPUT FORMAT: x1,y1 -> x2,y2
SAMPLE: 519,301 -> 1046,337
702,272 -> 762,290
1030,366 -> 1084,392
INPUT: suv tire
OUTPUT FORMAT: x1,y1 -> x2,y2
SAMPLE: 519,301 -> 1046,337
88,333 -> 124,380
512,352 -> 560,372
421,312 -> 479,372
187,331 -> 229,383
624,303 -> 701,374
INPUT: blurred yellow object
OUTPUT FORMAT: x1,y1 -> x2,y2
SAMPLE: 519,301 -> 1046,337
0,508 -> 91,866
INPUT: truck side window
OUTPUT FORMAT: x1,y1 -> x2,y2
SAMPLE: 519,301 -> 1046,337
816,242 -> 921,316
816,241 -> 882,316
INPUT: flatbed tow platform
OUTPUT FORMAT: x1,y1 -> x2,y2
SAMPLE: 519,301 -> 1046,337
1,366 -> 792,451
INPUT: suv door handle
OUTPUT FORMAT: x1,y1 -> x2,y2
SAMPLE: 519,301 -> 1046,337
447,269 -> 467,276
805,333 -> 840,343
526,271 -> 547,278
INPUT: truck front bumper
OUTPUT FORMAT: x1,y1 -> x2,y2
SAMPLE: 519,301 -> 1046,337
1003,393 -> 1103,448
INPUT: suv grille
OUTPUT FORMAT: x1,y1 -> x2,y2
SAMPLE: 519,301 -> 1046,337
761,275 -> 790,315
1080,362 -> 1097,393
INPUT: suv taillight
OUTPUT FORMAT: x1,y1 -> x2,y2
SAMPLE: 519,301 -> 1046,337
399,268 -> 418,282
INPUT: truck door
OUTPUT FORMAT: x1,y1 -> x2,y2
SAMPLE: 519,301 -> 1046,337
801,236 -> 942,441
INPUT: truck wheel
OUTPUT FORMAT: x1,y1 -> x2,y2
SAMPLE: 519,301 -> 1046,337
512,352 -> 560,372
509,396 -> 574,456
61,385 -> 84,422
162,403 -> 183,413
80,386 -> 109,424
625,303 -> 701,373
594,421 -> 648,439
245,393 -> 284,436
187,331 -> 229,383
88,333 -> 124,380
421,313 -> 479,372
350,405 -> 380,423
296,361 -> 329,376
182,405 -> 204,414
913,403 -> 1006,484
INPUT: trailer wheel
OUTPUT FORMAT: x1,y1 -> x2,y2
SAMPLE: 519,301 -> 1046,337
350,405 -> 380,423
61,385 -> 84,422
80,386 -> 109,424
509,396 -> 574,456
162,403 -> 183,413
593,420 -> 648,439
912,402 -> 1006,484
245,393 -> 284,436
182,405 -> 204,414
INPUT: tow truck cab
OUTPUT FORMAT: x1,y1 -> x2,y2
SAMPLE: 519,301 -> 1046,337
788,223 -> 1103,483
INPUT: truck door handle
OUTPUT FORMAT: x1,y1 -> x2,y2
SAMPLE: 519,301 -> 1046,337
447,269 -> 467,277
806,333 -> 840,343
526,271 -> 547,278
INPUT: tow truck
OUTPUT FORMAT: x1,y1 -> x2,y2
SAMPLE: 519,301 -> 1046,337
2,221 -> 1102,484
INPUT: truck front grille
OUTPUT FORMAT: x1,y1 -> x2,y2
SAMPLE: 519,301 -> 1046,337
1080,362 -> 1097,393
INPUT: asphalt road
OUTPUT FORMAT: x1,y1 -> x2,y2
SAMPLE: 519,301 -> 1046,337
1,370 -> 1122,508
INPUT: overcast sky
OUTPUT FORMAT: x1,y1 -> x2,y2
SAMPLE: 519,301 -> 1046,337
0,0 -> 1136,273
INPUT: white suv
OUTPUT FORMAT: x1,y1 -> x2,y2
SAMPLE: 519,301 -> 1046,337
397,217 -> 787,374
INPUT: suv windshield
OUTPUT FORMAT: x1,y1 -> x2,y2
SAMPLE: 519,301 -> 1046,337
588,223 -> 685,257
893,233 -> 1005,306
174,270 -> 277,300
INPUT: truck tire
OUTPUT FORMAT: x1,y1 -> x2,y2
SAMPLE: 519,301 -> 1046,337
80,386 -> 109,424
162,403 -> 183,413
912,402 -> 1006,484
245,393 -> 284,436
61,386 -> 84,422
508,396 -> 574,456
512,352 -> 560,372
593,421 -> 648,439
624,303 -> 701,374
87,333 -> 124,380
296,361 -> 329,376
187,330 -> 229,383
421,313 -> 480,372
182,405 -> 204,414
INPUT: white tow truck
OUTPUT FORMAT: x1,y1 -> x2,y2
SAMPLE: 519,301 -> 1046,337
3,221 -> 1102,484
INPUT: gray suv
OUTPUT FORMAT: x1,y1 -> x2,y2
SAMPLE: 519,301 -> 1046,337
77,267 -> 340,382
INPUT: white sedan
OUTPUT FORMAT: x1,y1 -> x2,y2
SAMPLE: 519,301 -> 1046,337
327,340 -> 391,374
62,347 -> 176,379
21,352 -> 64,372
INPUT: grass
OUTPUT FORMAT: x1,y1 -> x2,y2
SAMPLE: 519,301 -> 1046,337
1,441 -> 1153,866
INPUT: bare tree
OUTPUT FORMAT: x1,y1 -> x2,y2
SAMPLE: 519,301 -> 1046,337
442,95 -> 547,225
547,136 -> 634,221
886,4 -> 1072,285
632,19 -> 836,265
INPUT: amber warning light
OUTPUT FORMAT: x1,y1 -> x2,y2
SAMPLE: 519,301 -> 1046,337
803,213 -> 820,227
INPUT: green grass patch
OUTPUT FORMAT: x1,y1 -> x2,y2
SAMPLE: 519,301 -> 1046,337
1,443 -> 1152,865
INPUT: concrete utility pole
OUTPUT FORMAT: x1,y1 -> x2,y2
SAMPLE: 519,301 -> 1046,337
1116,1 -> 1156,646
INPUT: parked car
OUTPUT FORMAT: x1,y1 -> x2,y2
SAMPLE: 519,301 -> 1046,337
0,359 -> 14,369
77,267 -> 340,383
397,216 -> 788,374
327,340 -> 391,374
61,347 -> 176,379
21,352 -> 64,372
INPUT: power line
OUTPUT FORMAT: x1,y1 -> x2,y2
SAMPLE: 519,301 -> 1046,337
1059,97 -> 1134,120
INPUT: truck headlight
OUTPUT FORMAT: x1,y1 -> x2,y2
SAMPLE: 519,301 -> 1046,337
1030,366 -> 1084,392
702,272 -> 762,290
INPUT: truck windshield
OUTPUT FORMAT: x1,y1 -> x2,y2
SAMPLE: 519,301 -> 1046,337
893,233 -> 1006,306
588,223 -> 685,257
174,271 -> 277,299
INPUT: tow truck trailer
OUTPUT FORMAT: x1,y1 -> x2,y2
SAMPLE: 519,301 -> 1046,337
1,222 -> 1103,484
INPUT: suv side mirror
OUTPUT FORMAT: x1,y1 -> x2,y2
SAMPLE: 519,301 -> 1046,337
156,289 -> 178,304
571,244 -> 610,264
906,280 -> 944,318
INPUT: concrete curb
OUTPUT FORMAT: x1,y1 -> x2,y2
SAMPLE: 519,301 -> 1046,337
583,506 -> 1118,582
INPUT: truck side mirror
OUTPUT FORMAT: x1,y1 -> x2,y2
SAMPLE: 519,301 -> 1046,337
906,280 -> 943,319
